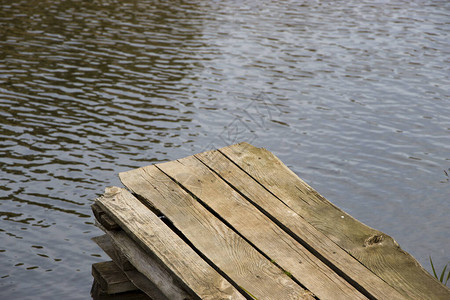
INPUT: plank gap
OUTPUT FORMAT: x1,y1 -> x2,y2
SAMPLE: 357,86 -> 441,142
126,191 -> 166,219
97,188 -> 247,299
217,149 -> 303,208
155,163 -> 315,296
213,150 -> 377,300
126,172 -> 255,300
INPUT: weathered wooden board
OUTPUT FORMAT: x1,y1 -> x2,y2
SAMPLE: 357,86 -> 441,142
219,142 -> 450,299
195,148 -> 406,299
120,167 -> 314,300
92,203 -> 120,231
92,261 -> 138,295
93,235 -> 133,272
93,230 -> 135,273
95,187 -> 245,300
93,234 -> 172,300
101,225 -> 191,300
155,155 -> 367,299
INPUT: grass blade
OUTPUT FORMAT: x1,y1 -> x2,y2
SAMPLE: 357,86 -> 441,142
430,256 -> 438,279
445,264 -> 450,286
430,257 -> 450,286
439,264 -> 447,283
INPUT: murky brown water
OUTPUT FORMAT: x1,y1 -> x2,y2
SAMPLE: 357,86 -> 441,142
1,0 -> 449,298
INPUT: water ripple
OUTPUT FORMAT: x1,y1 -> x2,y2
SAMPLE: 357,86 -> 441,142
1,0 -> 449,298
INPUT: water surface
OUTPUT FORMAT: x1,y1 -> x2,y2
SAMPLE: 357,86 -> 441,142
1,0 -> 449,298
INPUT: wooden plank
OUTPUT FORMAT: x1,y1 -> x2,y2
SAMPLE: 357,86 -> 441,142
92,261 -> 138,295
99,228 -> 191,300
95,187 -> 245,300
195,149 -> 406,299
219,142 -> 450,299
93,234 -> 134,272
156,155 -> 367,300
119,168 -> 313,300
93,234 -> 171,300
92,203 -> 121,231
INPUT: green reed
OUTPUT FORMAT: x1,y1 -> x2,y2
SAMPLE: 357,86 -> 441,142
429,256 -> 450,286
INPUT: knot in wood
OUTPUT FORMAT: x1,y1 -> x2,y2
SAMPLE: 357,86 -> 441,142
364,234 -> 384,247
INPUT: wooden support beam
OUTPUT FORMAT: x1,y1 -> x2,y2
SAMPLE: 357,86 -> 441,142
92,203 -> 121,231
90,279 -> 150,300
93,234 -> 172,300
91,261 -> 138,295
93,235 -> 134,272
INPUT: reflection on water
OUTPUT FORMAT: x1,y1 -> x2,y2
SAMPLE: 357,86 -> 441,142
1,0 -> 449,298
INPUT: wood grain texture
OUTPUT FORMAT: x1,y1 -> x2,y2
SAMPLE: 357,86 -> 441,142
95,187 -> 244,300
156,155 -> 366,300
220,142 -> 450,299
92,203 -> 121,231
120,167 -> 313,300
105,228 -> 191,300
195,149 -> 407,299
93,235 -> 132,272
93,234 -> 172,300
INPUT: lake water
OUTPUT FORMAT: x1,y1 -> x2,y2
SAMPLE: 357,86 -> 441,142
1,0 -> 449,298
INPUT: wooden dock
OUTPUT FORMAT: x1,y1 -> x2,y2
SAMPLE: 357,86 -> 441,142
91,142 -> 450,299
